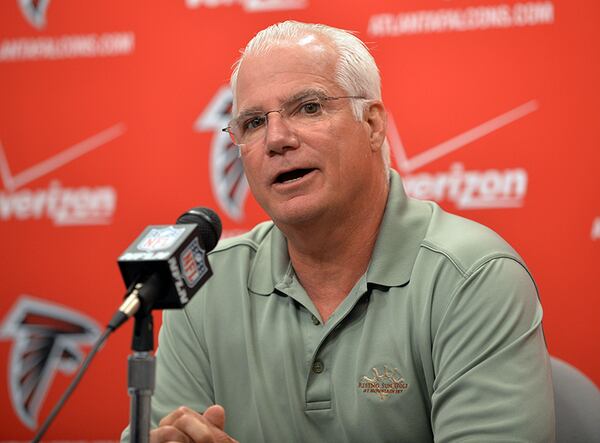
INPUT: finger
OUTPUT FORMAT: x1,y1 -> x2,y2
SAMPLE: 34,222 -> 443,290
171,414 -> 215,443
150,425 -> 193,443
203,405 -> 226,431
159,406 -> 196,426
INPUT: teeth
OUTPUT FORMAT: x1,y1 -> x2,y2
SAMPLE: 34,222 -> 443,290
283,177 -> 303,183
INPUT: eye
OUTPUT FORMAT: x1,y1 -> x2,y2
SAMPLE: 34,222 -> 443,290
243,115 -> 266,131
300,101 -> 322,115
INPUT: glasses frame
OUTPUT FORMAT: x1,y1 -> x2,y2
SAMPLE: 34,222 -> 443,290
221,94 -> 366,147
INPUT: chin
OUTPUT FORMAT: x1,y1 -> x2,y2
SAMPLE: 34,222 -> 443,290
268,200 -> 327,228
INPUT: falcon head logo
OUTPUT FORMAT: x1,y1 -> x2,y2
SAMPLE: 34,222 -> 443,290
18,0 -> 52,29
0,296 -> 101,429
194,85 -> 249,222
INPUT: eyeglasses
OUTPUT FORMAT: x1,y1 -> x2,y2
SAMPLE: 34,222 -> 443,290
222,93 -> 366,148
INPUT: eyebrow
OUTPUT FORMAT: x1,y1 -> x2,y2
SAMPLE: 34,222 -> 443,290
285,88 -> 328,104
235,88 -> 328,121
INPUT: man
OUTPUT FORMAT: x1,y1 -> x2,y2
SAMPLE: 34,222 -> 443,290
124,21 -> 555,442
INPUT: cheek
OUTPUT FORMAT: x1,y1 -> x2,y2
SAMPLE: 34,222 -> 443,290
336,130 -> 371,167
317,121 -> 348,165
241,155 -> 264,192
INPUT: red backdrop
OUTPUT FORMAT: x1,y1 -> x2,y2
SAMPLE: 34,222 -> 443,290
1,0 -> 598,439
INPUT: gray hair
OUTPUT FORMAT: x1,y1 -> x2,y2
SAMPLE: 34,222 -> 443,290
230,21 -> 390,171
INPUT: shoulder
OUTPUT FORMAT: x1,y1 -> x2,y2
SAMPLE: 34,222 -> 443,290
419,201 -> 526,277
207,220 -> 275,265
164,222 -> 278,336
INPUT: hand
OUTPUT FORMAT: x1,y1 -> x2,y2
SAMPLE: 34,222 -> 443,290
149,405 -> 238,443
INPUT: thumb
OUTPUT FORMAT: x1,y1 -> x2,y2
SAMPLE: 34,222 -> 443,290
204,404 -> 226,430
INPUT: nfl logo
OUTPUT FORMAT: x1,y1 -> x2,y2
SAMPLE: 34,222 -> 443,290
179,238 -> 208,287
137,227 -> 185,252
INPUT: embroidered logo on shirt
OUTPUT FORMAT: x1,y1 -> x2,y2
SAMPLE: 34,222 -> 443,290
358,366 -> 409,400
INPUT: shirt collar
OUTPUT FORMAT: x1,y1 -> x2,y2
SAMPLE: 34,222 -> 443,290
366,169 -> 431,287
247,225 -> 290,295
247,169 -> 432,294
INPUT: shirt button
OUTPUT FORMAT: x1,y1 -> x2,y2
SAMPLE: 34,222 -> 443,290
312,360 -> 324,374
311,315 -> 320,325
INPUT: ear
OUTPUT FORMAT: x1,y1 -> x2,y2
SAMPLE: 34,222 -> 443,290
364,101 -> 387,153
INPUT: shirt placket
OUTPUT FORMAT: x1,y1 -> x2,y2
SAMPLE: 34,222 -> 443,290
277,272 -> 371,412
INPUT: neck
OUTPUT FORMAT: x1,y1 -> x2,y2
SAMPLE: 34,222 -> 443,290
279,174 -> 390,321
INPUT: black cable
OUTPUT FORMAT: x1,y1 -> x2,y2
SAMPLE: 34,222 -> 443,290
31,326 -> 114,443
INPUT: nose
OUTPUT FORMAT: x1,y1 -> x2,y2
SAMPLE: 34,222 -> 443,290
264,111 -> 299,155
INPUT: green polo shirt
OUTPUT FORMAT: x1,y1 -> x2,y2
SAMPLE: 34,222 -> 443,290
121,170 -> 554,442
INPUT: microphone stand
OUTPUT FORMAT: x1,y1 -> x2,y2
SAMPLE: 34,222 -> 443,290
128,311 -> 155,443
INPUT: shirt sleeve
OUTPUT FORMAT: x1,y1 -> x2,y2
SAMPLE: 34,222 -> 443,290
430,257 -> 555,442
120,305 -> 214,442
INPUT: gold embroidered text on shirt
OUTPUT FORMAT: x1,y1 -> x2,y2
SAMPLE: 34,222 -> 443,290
358,365 -> 409,400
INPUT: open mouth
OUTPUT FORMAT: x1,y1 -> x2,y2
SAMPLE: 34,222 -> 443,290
275,168 -> 315,184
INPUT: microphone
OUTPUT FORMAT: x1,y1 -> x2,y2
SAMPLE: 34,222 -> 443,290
108,207 -> 222,330
31,208 -> 222,441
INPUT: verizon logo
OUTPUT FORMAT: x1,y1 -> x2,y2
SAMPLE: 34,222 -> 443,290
0,180 -> 116,225
404,162 -> 527,209
0,124 -> 125,226
389,101 -> 538,210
